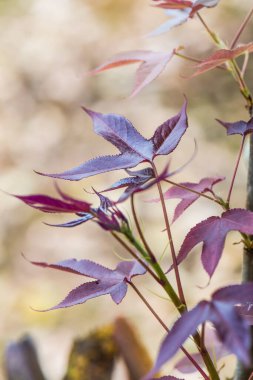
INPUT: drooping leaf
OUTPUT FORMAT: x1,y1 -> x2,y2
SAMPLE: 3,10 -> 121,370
39,103 -> 188,182
90,50 -> 175,97
191,43 -> 253,77
175,208 -> 253,277
45,214 -> 93,228
157,176 -> 224,222
175,326 -> 230,373
30,258 -> 146,309
216,117 -> 253,136
144,283 -> 253,379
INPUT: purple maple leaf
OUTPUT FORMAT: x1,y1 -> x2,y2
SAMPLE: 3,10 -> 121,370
38,102 -> 188,181
216,117 -> 253,136
175,208 -> 253,277
144,283 -> 253,379
15,186 -> 128,231
151,176 -> 224,222
29,258 -> 146,309
14,185 -> 91,214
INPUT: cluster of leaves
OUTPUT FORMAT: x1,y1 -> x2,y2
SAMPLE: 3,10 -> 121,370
15,1 -> 253,379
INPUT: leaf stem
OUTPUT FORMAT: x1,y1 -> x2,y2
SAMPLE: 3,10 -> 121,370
151,162 -> 186,306
128,281 -> 210,380
230,6 -> 253,49
196,12 -> 222,46
175,52 -> 226,70
227,136 -> 246,205
130,195 -> 157,263
164,179 -> 220,204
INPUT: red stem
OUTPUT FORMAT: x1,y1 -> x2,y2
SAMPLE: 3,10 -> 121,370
151,162 -> 186,305
227,136 -> 245,205
230,6 -> 253,49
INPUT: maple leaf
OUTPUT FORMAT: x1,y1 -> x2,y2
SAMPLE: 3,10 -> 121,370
14,185 -> 91,214
175,326 -> 230,373
191,43 -> 253,77
216,117 -> 253,136
150,0 -> 219,35
29,258 -> 146,309
39,102 -> 188,181
175,209 -> 253,278
15,186 -> 128,231
90,50 -> 175,97
144,283 -> 253,379
157,176 -> 224,222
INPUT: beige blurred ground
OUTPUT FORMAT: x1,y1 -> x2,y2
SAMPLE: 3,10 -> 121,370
1,0 -> 253,379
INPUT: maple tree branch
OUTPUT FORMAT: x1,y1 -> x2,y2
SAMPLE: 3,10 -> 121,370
130,194 -> 157,263
151,162 -> 186,306
230,6 -> 253,49
128,281 -> 211,380
164,179 -> 220,204
227,136 -> 246,205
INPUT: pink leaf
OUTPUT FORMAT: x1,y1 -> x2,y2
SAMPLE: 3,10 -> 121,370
191,43 -> 253,77
90,50 -> 175,97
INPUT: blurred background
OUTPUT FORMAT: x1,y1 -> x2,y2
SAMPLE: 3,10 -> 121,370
1,0 -> 253,379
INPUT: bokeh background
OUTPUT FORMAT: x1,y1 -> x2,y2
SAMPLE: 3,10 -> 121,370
1,0 -> 253,379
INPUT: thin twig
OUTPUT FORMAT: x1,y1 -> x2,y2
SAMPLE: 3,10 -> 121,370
111,231 -> 161,284
130,195 -> 157,263
196,12 -> 221,46
227,136 -> 246,205
151,162 -> 186,305
129,281 -> 210,380
230,6 -> 253,49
